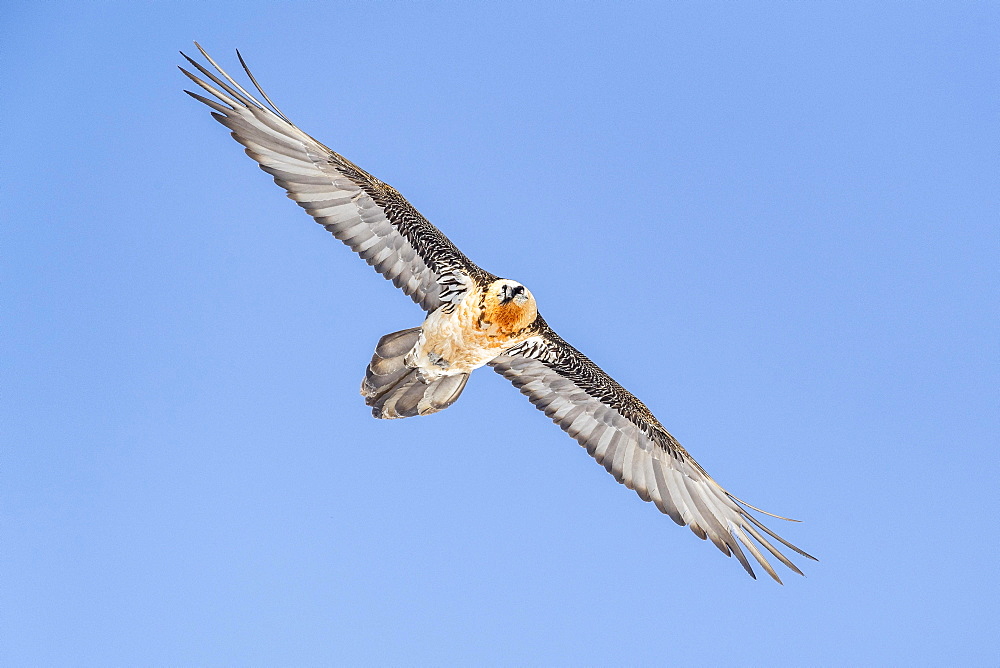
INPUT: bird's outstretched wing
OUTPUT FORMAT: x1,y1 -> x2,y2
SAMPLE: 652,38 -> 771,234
179,44 -> 492,312
491,322 -> 816,582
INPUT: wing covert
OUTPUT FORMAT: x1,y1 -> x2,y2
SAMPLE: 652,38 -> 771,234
179,44 -> 491,312
491,325 -> 816,583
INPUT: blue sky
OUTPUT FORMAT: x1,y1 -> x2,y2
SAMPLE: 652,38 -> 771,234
3,2 -> 997,665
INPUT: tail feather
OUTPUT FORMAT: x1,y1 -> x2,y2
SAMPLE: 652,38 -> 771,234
361,328 -> 470,419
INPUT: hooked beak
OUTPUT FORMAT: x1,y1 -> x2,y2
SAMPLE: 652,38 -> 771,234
499,284 -> 524,305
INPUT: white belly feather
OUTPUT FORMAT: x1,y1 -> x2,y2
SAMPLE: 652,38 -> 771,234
407,287 -> 534,380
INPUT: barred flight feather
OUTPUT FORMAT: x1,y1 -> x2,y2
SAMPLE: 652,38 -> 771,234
490,320 -> 816,583
179,44 -> 492,312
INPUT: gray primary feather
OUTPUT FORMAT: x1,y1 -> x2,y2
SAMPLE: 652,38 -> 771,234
179,43 -> 495,312
492,324 -> 817,583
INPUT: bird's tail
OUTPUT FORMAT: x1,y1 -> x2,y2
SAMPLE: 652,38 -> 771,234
361,327 -> 470,419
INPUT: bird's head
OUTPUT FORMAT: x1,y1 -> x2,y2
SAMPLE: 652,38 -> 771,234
482,279 -> 537,334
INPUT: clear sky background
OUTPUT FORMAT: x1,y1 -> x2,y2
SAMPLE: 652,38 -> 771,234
3,2 -> 997,665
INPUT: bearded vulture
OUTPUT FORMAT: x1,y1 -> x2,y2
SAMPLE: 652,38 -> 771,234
180,44 -> 816,583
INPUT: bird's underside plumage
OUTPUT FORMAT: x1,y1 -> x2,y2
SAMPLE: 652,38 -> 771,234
180,43 -> 816,583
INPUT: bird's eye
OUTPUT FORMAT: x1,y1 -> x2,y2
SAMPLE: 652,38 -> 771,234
513,286 -> 524,296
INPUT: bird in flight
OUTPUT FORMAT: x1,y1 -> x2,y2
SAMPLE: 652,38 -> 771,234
180,43 -> 815,583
